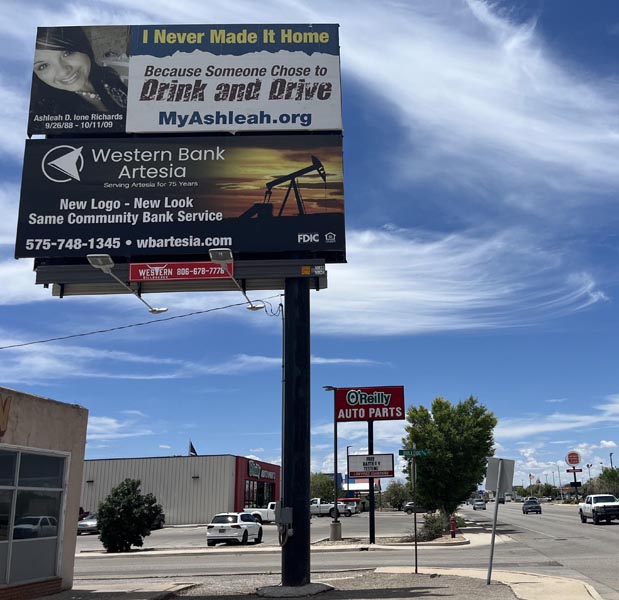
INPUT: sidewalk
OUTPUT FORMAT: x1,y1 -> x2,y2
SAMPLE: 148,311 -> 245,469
43,567 -> 604,600
42,530 -> 605,600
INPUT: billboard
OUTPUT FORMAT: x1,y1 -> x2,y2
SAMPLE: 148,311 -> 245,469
28,24 -> 341,135
348,454 -> 395,478
15,134 -> 345,261
335,386 -> 405,422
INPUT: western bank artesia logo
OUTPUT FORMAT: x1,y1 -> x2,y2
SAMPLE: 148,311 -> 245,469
42,145 -> 84,183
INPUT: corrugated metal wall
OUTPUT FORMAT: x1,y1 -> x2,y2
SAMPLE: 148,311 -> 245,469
80,455 -> 237,525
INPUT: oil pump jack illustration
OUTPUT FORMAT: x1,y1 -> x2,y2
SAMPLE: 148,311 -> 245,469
240,155 -> 327,219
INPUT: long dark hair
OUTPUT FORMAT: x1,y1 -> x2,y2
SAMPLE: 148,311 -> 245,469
31,27 -> 127,115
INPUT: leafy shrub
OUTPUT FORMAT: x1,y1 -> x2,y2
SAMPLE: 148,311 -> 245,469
455,515 -> 467,528
98,478 -> 163,553
417,513 -> 445,541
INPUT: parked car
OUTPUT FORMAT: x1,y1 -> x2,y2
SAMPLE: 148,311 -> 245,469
77,513 -> 99,535
13,516 -> 58,539
522,499 -> 542,514
403,502 -> 430,514
472,499 -> 486,510
206,512 -> 263,546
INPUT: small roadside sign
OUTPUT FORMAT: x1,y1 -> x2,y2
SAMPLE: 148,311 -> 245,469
566,468 -> 583,473
399,449 -> 429,457
570,481 -> 582,487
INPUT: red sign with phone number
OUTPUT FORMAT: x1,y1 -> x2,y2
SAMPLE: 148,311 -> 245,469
129,261 -> 233,281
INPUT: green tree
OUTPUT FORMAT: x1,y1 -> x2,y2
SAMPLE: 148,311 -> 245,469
98,478 -> 163,553
310,472 -> 336,501
403,396 -> 497,518
597,467 -> 619,496
383,480 -> 410,510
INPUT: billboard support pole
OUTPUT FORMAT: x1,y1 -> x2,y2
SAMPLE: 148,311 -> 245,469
281,277 -> 311,586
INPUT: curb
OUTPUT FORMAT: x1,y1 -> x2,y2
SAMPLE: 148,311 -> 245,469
76,535 -> 471,559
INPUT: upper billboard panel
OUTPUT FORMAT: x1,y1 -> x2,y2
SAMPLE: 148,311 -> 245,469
28,24 -> 341,136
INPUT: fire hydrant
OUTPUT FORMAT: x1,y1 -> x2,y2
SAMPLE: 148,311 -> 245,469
449,515 -> 457,539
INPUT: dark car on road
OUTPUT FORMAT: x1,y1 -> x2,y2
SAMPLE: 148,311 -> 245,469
522,499 -> 542,514
403,502 -> 431,514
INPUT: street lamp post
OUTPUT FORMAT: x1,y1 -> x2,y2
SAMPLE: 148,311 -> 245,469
611,453 -> 614,469
586,463 -> 592,480
323,386 -> 341,542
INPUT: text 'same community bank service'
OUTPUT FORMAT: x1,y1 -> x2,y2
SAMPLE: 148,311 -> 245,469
18,24 -> 345,265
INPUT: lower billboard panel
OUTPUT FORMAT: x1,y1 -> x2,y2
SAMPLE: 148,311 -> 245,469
16,134 -> 345,262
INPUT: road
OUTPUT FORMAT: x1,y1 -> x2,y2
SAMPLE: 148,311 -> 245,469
75,503 -> 619,599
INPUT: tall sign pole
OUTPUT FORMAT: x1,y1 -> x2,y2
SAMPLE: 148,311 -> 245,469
368,421 -> 375,544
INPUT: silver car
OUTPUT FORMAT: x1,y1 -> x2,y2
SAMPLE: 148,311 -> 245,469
206,512 -> 263,546
77,513 -> 99,535
472,499 -> 486,510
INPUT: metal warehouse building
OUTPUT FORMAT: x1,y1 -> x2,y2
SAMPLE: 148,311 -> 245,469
80,455 -> 280,525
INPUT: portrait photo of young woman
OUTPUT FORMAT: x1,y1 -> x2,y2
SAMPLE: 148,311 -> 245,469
28,26 -> 129,134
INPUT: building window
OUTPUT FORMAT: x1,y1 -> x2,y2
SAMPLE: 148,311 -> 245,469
0,451 -> 16,487
0,448 -> 66,585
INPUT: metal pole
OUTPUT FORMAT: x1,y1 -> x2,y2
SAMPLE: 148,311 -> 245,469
557,465 -> 564,501
611,453 -> 614,469
333,394 -> 339,523
412,454 -> 418,574
346,446 -> 351,495
487,458 -> 503,585
281,278 -> 311,587
368,421 -> 375,544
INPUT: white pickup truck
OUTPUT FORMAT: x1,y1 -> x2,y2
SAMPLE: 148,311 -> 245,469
244,502 -> 277,524
579,494 -> 619,525
309,498 -> 352,518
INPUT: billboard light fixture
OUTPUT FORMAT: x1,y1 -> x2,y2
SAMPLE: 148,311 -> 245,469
208,248 -> 264,311
86,254 -> 168,314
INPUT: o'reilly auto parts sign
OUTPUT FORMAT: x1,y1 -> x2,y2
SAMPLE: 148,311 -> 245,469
335,386 -> 405,422
15,134 -> 345,261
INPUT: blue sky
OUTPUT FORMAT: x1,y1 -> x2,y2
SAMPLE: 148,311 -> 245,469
1,0 -> 618,490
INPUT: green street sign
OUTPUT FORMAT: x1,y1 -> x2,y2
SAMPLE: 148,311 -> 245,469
399,449 -> 429,457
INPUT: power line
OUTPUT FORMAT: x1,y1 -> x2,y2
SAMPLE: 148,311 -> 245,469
0,294 -> 283,350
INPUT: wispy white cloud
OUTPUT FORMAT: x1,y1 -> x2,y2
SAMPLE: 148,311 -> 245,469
600,440 -> 617,449
496,396 -> 619,440
159,444 -> 171,449
545,398 -> 567,404
122,410 -> 148,417
87,415 -> 153,441
313,228 -> 605,335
